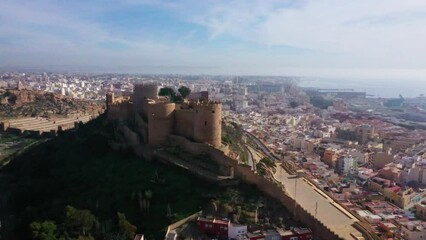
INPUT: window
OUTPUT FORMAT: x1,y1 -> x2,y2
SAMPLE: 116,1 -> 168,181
204,121 -> 207,126
212,110 -> 215,113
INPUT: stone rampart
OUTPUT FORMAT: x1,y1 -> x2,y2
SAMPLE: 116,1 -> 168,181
175,109 -> 195,139
170,137 -> 345,239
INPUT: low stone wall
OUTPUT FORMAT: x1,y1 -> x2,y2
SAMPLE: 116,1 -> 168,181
167,135 -> 211,155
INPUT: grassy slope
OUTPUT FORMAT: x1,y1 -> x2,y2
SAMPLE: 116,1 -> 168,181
0,115 -> 224,239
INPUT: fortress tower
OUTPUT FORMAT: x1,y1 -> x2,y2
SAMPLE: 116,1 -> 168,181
133,83 -> 158,117
107,83 -> 222,148
193,102 -> 222,147
147,102 -> 176,146
106,92 -> 115,107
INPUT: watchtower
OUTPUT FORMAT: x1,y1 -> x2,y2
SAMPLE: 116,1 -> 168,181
193,101 -> 222,147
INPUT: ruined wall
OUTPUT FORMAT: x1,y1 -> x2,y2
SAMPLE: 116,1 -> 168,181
148,102 -> 176,146
193,103 -> 222,147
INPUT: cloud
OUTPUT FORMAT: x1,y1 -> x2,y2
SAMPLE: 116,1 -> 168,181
0,0 -> 196,67
1,0 -> 426,77
191,1 -> 426,67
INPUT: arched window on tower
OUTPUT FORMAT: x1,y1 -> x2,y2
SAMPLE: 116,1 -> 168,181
204,121 -> 207,126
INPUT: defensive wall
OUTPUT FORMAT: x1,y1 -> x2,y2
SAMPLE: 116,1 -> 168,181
107,89 -> 222,147
166,135 -> 348,240
164,211 -> 202,240
304,176 -> 380,240
107,102 -> 133,121
0,115 -> 97,137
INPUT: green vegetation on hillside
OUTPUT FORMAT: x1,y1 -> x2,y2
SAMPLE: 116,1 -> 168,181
256,157 -> 276,176
222,123 -> 249,163
0,114 -> 294,240
0,133 -> 42,166
0,115 -> 221,239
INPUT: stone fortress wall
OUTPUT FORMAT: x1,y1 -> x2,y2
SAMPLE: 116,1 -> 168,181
106,92 -> 133,121
133,83 -> 158,116
148,102 -> 176,146
106,83 -> 222,147
166,135 -> 345,240
106,83 -> 375,240
174,102 -> 222,147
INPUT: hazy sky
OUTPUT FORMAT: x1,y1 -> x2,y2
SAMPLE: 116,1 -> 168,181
2,0 -> 426,78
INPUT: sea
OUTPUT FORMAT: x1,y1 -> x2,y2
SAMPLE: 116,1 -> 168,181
299,78 -> 426,98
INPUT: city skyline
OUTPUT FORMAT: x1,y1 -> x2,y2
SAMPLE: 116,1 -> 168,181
2,0 -> 426,79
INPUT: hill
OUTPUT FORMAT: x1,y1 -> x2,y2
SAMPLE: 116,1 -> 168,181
0,88 -> 103,119
0,114 -> 294,239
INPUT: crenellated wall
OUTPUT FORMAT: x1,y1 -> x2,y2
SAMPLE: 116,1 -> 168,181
106,85 -> 222,147
107,102 -> 133,122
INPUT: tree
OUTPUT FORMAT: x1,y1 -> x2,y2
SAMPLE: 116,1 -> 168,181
144,190 -> 153,213
64,206 -> 98,237
158,87 -> 176,99
178,86 -> 191,99
204,200 -> 218,216
117,212 -> 137,240
30,220 -> 58,240
217,202 -> 229,218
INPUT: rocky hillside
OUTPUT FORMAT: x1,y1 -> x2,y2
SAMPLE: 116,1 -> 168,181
0,88 -> 104,119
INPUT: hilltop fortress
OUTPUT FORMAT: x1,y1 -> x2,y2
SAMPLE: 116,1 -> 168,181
106,83 -> 222,147
105,83 -> 370,240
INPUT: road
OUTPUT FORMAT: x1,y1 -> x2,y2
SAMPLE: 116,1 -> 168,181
244,131 -> 278,161
245,130 -> 365,239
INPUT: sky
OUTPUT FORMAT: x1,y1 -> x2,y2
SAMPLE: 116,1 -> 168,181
2,0 -> 426,78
